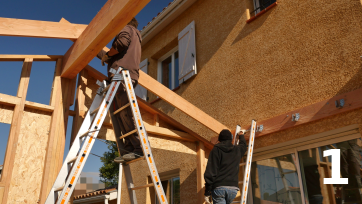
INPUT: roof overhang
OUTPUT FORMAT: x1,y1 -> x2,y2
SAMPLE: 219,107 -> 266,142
141,0 -> 198,46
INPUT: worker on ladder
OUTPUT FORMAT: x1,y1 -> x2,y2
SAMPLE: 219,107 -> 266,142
204,129 -> 247,204
97,17 -> 143,162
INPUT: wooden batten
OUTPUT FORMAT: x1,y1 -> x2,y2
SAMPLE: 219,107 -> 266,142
1,58 -> 32,204
196,142 -> 206,204
0,17 -> 87,39
0,55 -> 62,61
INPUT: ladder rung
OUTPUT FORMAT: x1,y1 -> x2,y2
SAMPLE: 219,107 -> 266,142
91,107 -> 100,115
131,183 -> 154,190
119,129 -> 138,140
238,181 -> 243,184
113,103 -> 130,115
102,84 -> 111,93
239,162 -> 246,166
67,156 -> 77,164
125,157 -> 144,165
54,185 -> 65,192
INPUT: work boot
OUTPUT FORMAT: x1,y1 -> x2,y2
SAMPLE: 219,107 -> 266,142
114,156 -> 125,163
123,152 -> 144,161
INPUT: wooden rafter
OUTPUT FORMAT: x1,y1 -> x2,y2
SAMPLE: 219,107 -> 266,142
60,0 -> 150,78
85,64 -> 215,149
0,55 -> 62,61
144,122 -> 197,142
0,17 -> 87,39
138,71 -> 228,134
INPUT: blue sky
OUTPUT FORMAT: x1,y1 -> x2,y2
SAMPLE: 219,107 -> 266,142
0,0 -> 172,180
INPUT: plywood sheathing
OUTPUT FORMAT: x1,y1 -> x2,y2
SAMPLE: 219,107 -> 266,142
7,109 -> 51,204
0,105 -> 13,124
141,0 -> 362,143
119,137 -> 197,204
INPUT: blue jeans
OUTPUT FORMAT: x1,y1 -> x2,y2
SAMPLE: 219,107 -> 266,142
212,187 -> 238,204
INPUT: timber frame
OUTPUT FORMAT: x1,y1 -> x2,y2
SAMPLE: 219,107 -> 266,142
1,0 -> 362,204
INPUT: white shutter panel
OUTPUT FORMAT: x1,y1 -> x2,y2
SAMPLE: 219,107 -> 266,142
178,21 -> 197,84
135,59 -> 148,101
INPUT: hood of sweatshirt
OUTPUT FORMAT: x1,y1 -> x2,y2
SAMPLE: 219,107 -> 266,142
215,140 -> 234,152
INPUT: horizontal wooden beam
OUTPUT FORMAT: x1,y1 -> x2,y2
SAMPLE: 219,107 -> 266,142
0,17 -> 87,39
138,71 -> 228,134
84,64 -> 214,149
61,0 -> 150,78
211,87 -> 362,143
0,93 -> 20,106
24,101 -> 54,112
144,122 -> 196,142
0,93 -> 54,112
0,55 -> 62,61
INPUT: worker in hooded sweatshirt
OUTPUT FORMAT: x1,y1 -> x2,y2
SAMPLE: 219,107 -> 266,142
204,129 -> 247,204
97,17 -> 143,162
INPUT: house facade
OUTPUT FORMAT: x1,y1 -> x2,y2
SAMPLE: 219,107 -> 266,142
135,0 -> 362,203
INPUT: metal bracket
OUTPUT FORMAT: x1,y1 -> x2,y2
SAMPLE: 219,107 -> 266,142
96,80 -> 107,95
335,99 -> 344,109
109,68 -> 117,75
256,125 -> 263,132
292,113 -> 300,121
112,73 -> 123,81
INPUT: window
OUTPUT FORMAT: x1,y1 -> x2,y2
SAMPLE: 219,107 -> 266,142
155,176 -> 180,204
158,48 -> 179,90
239,125 -> 362,204
244,154 -> 304,204
252,0 -> 277,16
299,139 -> 362,204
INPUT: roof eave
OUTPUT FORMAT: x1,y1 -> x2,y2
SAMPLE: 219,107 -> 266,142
141,0 -> 198,46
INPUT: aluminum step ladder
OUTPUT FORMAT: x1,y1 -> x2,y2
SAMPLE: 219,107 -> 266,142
45,67 -> 168,204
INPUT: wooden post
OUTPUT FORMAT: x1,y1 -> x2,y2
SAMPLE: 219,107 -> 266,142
197,142 -> 206,204
1,58 -> 33,204
39,58 -> 75,204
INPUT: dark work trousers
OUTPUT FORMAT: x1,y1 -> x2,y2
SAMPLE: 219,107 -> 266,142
114,79 -> 142,155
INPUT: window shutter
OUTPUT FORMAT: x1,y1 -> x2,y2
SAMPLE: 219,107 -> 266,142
178,21 -> 197,84
135,58 -> 148,101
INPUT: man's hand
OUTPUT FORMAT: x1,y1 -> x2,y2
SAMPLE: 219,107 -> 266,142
204,196 -> 212,204
101,53 -> 111,66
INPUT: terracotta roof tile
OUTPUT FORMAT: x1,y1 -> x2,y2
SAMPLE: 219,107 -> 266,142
74,186 -> 116,200
141,0 -> 176,31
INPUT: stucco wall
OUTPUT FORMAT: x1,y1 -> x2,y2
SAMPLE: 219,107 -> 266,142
141,0 -> 362,144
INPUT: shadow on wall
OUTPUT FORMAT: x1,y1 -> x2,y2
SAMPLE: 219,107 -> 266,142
232,7 -> 276,46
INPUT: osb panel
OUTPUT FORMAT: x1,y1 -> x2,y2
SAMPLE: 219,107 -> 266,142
7,109 -> 51,204
120,137 -> 197,204
0,105 -> 13,124
142,0 -> 362,143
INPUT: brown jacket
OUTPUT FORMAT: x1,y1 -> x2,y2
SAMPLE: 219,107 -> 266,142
97,25 -> 142,81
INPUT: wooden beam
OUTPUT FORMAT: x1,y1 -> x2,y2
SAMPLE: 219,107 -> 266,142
211,87 -> 362,143
84,64 -> 215,149
1,58 -> 32,204
0,93 -> 20,106
144,122 -> 196,142
39,59 -> 74,204
0,55 -> 62,61
196,142 -> 206,204
61,0 -> 150,78
24,101 -> 54,112
0,17 -> 87,39
138,71 -> 228,134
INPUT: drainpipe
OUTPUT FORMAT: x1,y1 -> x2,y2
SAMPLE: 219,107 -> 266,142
104,195 -> 110,204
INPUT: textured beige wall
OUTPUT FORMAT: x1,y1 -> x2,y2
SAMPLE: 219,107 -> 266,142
120,136 -> 197,204
7,109 -> 51,204
141,0 -> 362,143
